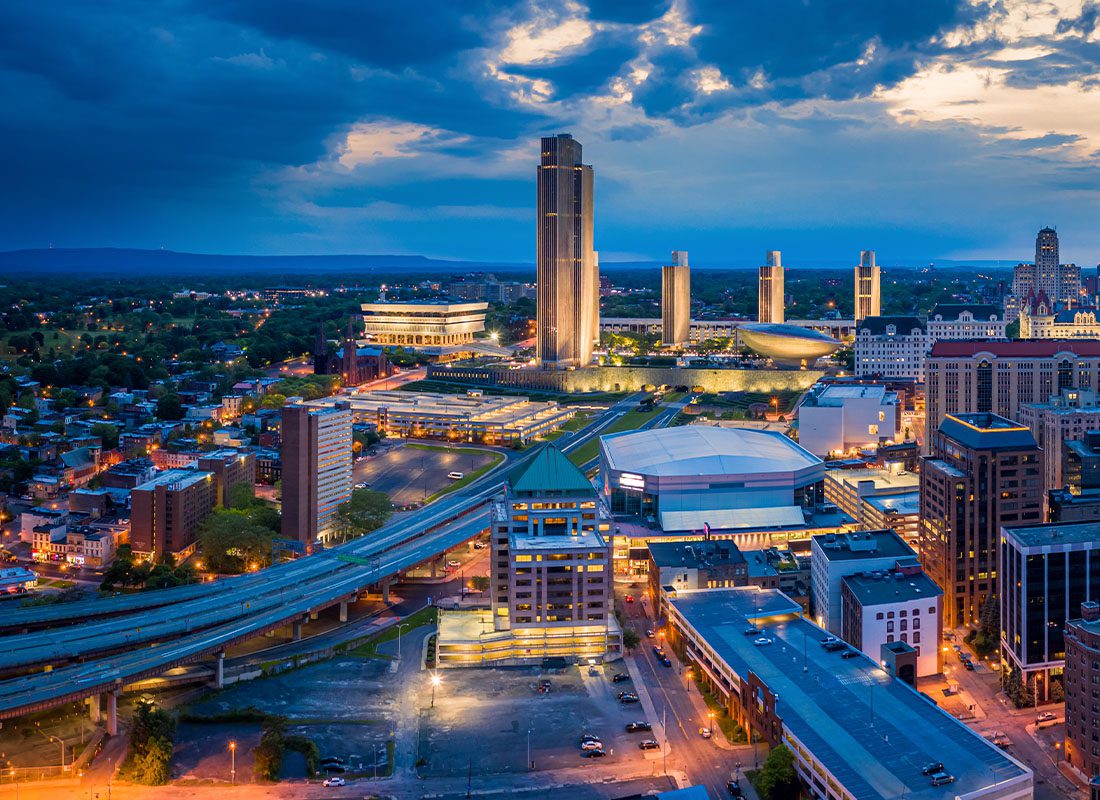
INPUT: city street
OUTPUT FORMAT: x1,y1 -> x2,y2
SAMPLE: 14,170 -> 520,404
620,587 -> 755,800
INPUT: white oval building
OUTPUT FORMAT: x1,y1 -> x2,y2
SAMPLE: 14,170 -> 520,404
738,323 -> 841,367
598,425 -> 825,530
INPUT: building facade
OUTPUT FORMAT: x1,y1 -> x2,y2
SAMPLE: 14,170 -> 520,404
1063,602 -> 1100,778
797,383 -> 901,457
1018,388 -> 1100,491
536,133 -> 597,369
489,445 -> 615,660
925,340 -> 1100,434
854,316 -> 930,381
130,469 -> 217,558
840,562 -> 943,677
919,413 -> 1043,627
360,301 -> 487,357
823,467 -> 920,545
1000,522 -> 1100,702
853,250 -> 881,322
280,402 -> 353,545
195,450 -> 256,507
757,250 -> 784,324
661,250 -> 691,347
809,529 -> 916,634
926,304 -> 1007,341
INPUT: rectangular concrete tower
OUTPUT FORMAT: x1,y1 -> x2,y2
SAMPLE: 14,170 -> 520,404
758,250 -> 785,324
536,134 -> 597,368
662,250 -> 690,347
854,250 -> 881,322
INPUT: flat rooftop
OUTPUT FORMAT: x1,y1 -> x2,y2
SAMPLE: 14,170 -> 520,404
826,468 -> 919,493
510,531 -> 607,551
601,425 -> 822,478
865,493 -> 921,517
1003,521 -> 1100,550
842,570 -> 943,606
670,589 -> 1029,800
812,530 -> 914,561
133,469 -> 213,491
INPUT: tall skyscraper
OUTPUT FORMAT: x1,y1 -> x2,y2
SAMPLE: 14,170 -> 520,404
853,250 -> 880,322
1011,227 -> 1079,304
661,250 -> 690,347
1035,226 -> 1059,293
919,413 -> 1043,627
757,250 -> 784,324
281,402 -> 353,545
536,134 -> 597,369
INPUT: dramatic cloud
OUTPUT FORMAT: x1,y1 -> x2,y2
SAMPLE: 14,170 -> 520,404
0,0 -> 1098,261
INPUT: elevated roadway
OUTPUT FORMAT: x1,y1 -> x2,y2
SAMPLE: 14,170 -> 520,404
0,396 -> 640,722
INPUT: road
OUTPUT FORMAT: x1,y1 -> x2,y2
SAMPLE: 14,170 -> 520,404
942,636 -> 1083,800
0,398 -> 628,718
622,590 -> 754,800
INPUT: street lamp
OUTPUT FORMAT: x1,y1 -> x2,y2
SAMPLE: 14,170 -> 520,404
228,740 -> 237,785
396,623 -> 411,660
430,673 -> 441,708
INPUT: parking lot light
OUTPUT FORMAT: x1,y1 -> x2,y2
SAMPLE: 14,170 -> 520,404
430,673 -> 442,708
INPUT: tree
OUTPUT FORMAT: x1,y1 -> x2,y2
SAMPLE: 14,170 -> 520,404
129,703 -> 175,785
91,422 -> 120,449
199,509 -> 278,573
469,575 -> 490,592
755,743 -> 798,800
622,628 -> 640,650
156,393 -> 184,420
333,489 -> 392,542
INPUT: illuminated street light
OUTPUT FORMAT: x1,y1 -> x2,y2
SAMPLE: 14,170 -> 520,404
430,673 -> 441,708
229,740 -> 237,784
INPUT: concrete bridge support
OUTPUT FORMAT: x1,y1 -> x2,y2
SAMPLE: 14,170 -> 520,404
381,579 -> 391,604
106,691 -> 118,737
339,600 -> 348,623
88,695 -> 101,724
293,619 -> 303,641
214,651 -> 225,689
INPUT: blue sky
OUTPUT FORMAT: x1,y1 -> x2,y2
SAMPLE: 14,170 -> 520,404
2,1 -> 1099,266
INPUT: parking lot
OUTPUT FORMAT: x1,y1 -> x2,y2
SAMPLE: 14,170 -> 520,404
354,445 -> 495,507
418,664 -> 660,777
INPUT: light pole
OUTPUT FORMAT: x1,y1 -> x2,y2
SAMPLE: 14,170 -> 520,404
526,728 -> 532,771
34,724 -> 65,771
430,673 -> 441,708
229,740 -> 237,785
396,623 -> 410,660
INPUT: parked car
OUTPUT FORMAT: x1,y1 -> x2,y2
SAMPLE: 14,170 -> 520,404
841,649 -> 861,659
625,721 -> 652,732
823,641 -> 847,652
473,541 -> 487,549
619,693 -> 640,704
447,471 -> 464,480
447,559 -> 461,568
612,673 -> 631,683
581,740 -> 603,751
743,626 -> 761,636
639,739 -> 660,750
652,645 -> 665,657
661,656 -> 672,667
698,727 -> 712,739
322,776 -> 346,787
929,772 -> 955,787
821,635 -> 840,647
582,748 -> 607,758
964,660 -> 975,671
920,761 -> 944,775
727,779 -> 743,797
754,637 -> 773,646
580,733 -> 599,743
1036,711 -> 1058,728
646,629 -> 655,638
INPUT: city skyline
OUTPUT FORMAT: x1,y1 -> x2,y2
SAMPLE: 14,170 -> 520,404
3,2 -> 1100,264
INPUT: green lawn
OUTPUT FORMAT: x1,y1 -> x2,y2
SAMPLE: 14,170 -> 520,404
345,606 -> 438,658
566,408 -> 658,466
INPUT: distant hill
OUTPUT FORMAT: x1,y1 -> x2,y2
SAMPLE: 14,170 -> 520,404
0,247 -> 1020,277
0,248 -> 532,277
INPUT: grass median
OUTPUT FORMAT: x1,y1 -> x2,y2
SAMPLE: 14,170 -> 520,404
566,408 -> 659,466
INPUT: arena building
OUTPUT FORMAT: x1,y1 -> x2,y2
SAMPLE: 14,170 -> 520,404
598,425 -> 825,530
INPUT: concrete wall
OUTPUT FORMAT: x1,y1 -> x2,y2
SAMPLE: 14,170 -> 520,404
428,365 -> 823,395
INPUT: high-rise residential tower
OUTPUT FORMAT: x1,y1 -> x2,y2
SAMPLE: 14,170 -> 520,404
757,250 -> 785,324
281,402 -> 353,545
536,134 -> 597,369
854,250 -> 880,322
661,250 -> 690,347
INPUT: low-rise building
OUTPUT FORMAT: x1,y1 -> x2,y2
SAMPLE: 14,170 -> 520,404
664,588 -> 1031,800
360,300 -> 489,361
196,449 -> 256,507
810,529 -> 916,634
647,539 -> 749,601
797,383 -> 901,458
854,316 -> 930,381
824,467 -> 920,546
840,562 -> 943,677
926,303 -> 1008,342
1063,602 -> 1100,777
1049,488 -> 1100,523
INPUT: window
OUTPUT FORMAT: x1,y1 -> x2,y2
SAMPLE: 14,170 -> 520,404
913,632 -> 921,644
887,635 -> 894,643
876,612 -> 884,620
886,621 -> 894,633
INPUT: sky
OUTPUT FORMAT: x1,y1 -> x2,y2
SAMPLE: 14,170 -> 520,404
2,0 -> 1100,267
